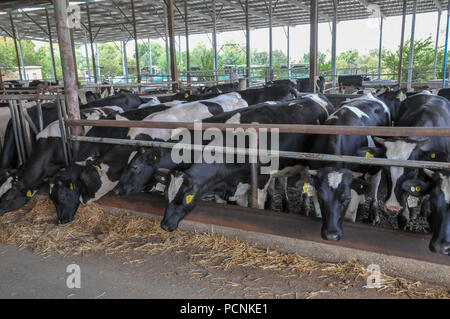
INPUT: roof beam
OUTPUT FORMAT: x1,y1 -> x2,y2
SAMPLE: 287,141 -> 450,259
284,0 -> 331,22
356,0 -> 386,19
217,0 -> 293,27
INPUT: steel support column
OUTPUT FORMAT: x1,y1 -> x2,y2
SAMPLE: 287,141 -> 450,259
46,8 -> 58,83
148,38 -> 153,77
443,4 -> 450,88
331,1 -> 337,88
397,0 -> 407,87
53,0 -> 82,137
122,41 -> 128,83
212,0 -> 218,83
84,32 -> 91,83
179,35 -> 183,74
131,0 -> 141,83
245,0 -> 251,86
268,0 -> 273,81
378,17 -> 384,80
184,0 -> 190,83
86,3 -> 98,83
309,0 -> 319,93
407,0 -> 418,89
95,43 -> 101,82
9,13 -> 22,81
287,26 -> 290,79
17,30 -> 27,81
433,10 -> 441,78
165,0 -> 178,91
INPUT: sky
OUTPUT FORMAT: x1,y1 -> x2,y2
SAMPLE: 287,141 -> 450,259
138,10 -> 448,63
39,10 -> 447,64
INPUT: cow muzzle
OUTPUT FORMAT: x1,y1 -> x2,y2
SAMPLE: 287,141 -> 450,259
384,204 -> 402,213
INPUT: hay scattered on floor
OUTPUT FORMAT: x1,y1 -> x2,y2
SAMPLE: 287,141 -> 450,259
0,199 -> 448,299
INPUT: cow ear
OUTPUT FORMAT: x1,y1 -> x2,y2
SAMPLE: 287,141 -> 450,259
401,179 -> 431,197
373,137 -> 385,146
419,150 -> 447,162
350,178 -> 371,195
356,146 -> 386,158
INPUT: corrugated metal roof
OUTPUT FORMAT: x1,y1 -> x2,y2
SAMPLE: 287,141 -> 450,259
0,0 -> 447,43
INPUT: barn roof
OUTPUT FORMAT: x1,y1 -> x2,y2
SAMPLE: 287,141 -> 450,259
0,0 -> 447,44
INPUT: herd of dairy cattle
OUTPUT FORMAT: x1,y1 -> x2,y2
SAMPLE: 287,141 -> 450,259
0,78 -> 449,256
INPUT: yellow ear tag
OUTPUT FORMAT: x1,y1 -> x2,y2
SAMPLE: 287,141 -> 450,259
92,164 -> 100,173
185,194 -> 194,204
26,190 -> 34,198
360,184 -> 364,189
302,182 -> 309,194
153,155 -> 158,161
365,152 -> 374,158
70,183 -> 74,190
184,92 -> 189,99
431,153 -> 436,159
415,186 -> 421,192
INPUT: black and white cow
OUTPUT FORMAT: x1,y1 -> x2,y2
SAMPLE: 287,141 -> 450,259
437,88 -> 450,101
77,92 -> 250,206
360,93 -> 450,228
302,90 -> 406,241
0,105 -> 130,216
401,168 -> 450,255
160,94 -> 335,232
266,78 -> 325,93
48,104 -> 174,223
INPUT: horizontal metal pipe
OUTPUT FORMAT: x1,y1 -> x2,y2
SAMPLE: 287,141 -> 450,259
70,135 -> 450,170
0,94 -> 63,100
66,119 -> 450,137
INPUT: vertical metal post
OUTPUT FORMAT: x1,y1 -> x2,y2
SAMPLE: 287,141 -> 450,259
433,10 -> 441,78
86,3 -> 98,83
95,42 -> 101,82
378,17 -> 384,80
286,26 -> 290,79
130,0 -> 141,83
268,0 -> 273,81
179,35 -> 182,74
69,28 -> 78,85
17,31 -> 27,81
245,0 -> 251,86
249,130 -> 258,209
54,0 -> 82,137
122,41 -> 128,83
45,8 -> 58,83
164,5 -> 170,80
84,32 -> 91,83
309,0 -> 319,93
9,13 -> 22,81
184,0 -> 190,83
331,1 -> 337,88
8,101 -> 25,165
148,38 -> 153,77
397,0 -> 407,87
443,5 -> 450,88
212,0 -> 218,83
407,0 -> 417,89
165,0 -> 178,91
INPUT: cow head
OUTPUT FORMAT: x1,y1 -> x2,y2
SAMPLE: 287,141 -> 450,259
295,168 -> 370,241
357,138 -> 431,216
376,87 -> 406,121
115,148 -> 162,196
161,171 -> 199,232
49,166 -> 83,224
402,170 -> 450,255
0,175 -> 35,216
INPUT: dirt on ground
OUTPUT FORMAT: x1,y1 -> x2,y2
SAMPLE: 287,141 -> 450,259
0,198 -> 448,299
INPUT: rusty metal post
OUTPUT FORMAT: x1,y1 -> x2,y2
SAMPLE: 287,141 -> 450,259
249,129 -> 258,208
309,0 -> 318,93
130,0 -> 141,84
245,0 -> 251,86
184,0 -> 190,84
9,13 -> 22,81
54,0 -> 82,138
397,0 -> 407,87
45,8 -> 58,83
268,0 -> 273,81
86,3 -> 98,83
165,0 -> 178,92
70,28 -> 79,86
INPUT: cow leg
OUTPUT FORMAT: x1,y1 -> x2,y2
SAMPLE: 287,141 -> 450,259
344,189 -> 361,223
367,171 -> 382,224
311,192 -> 322,218
397,206 -> 410,230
